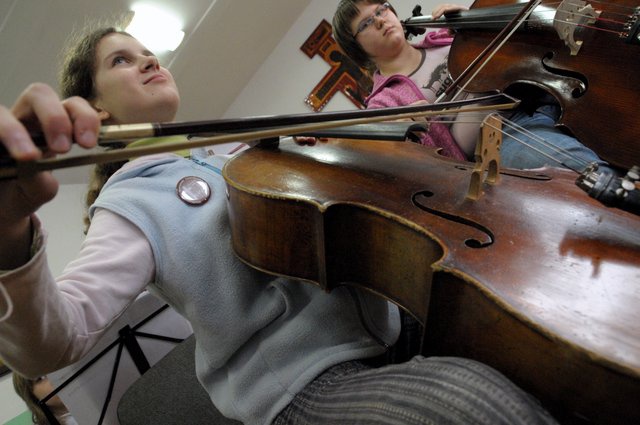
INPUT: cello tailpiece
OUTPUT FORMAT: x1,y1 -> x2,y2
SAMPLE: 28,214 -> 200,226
576,164 -> 640,216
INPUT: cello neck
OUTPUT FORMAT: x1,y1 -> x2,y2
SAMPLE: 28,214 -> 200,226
402,3 -> 532,32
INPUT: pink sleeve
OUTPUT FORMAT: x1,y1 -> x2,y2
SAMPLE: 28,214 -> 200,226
0,210 -> 154,377
420,29 -> 454,47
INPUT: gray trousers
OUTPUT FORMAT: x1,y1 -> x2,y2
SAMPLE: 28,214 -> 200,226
273,356 -> 558,425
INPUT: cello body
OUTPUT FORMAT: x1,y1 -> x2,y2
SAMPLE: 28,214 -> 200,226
223,138 -> 640,424
446,0 -> 640,169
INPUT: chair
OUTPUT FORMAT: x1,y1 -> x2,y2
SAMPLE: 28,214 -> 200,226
117,335 -> 242,425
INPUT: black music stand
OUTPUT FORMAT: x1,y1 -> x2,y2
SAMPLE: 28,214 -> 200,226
37,294 -> 192,425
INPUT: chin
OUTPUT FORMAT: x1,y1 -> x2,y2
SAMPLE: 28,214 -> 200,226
146,98 -> 180,123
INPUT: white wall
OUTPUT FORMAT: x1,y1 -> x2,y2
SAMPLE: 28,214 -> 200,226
224,0 -> 442,118
0,373 -> 28,424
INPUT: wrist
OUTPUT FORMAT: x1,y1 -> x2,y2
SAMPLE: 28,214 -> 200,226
0,216 -> 34,269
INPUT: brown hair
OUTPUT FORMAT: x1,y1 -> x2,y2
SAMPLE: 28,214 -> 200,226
332,0 -> 397,73
59,27 -> 120,100
12,374 -> 48,424
58,24 -> 130,231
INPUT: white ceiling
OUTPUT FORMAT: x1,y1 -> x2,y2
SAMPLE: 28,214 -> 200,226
0,0 -> 312,183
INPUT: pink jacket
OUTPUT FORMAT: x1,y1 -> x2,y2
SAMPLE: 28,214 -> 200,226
366,30 -> 466,161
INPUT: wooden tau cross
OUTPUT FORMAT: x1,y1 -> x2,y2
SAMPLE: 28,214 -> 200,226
301,20 -> 372,112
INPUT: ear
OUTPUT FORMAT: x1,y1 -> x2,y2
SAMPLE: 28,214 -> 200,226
93,106 -> 111,122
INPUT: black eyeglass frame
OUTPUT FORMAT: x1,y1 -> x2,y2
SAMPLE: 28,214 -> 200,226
353,2 -> 392,38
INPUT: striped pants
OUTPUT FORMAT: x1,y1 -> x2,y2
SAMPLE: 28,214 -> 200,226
272,356 -> 558,425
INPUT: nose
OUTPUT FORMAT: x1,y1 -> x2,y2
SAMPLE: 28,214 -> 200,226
140,55 -> 159,72
373,13 -> 385,29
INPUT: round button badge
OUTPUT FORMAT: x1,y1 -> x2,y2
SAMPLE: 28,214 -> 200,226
176,176 -> 211,205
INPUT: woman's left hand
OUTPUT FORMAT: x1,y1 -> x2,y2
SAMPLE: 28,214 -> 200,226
431,3 -> 469,20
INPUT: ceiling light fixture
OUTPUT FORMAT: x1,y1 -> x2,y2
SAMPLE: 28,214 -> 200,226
126,3 -> 185,53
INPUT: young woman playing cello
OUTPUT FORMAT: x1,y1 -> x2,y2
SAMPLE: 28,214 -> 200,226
332,0 -> 607,172
0,24 -> 557,424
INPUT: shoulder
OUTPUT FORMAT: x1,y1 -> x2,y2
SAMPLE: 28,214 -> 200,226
89,154 -> 190,220
112,153 -> 184,180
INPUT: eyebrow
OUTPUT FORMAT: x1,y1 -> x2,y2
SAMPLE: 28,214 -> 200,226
355,4 -> 381,29
102,48 -> 156,65
354,14 -> 369,32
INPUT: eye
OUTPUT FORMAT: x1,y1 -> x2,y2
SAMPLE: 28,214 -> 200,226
112,56 -> 128,66
358,16 -> 373,33
365,16 -> 375,28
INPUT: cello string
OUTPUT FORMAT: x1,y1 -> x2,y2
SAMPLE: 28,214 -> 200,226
399,1 -> 635,172
431,0 -> 619,170
483,119 -> 584,172
499,116 -> 591,172
432,0 -> 542,103
421,0 -> 632,32
430,0 -> 586,170
575,22 -> 624,34
443,0 -> 542,102
436,16 -> 627,32
592,17 -> 627,25
429,117 -> 591,173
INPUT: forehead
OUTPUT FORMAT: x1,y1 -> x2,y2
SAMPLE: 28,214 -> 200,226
96,33 -> 148,58
352,1 -> 384,25
355,1 -> 380,15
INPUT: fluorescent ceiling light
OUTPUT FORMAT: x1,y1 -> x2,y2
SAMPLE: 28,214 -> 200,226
126,4 -> 185,53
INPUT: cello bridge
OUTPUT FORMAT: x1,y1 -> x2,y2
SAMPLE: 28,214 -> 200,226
467,114 -> 502,201
554,0 -> 601,55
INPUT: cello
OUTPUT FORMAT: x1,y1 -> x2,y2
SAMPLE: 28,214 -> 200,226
2,95 -> 638,423
402,0 -> 640,170
1,11 -> 638,416
223,135 -> 640,425
211,7 -> 640,417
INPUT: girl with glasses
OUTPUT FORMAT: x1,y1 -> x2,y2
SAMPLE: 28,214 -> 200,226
333,0 -> 607,172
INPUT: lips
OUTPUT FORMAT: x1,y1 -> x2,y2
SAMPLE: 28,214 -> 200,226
144,74 -> 166,84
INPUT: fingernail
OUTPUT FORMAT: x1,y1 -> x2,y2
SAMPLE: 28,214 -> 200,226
78,130 -> 96,146
6,133 -> 38,159
52,134 -> 71,150
10,141 -> 36,155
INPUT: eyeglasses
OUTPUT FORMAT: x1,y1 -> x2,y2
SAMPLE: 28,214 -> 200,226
353,2 -> 391,38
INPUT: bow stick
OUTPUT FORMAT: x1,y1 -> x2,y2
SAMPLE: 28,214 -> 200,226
0,93 -> 519,180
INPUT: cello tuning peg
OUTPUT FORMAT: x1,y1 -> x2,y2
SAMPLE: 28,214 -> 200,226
625,166 -> 639,180
621,179 -> 636,191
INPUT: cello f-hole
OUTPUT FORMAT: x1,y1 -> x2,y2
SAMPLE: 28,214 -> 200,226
541,52 -> 588,98
412,191 -> 495,249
